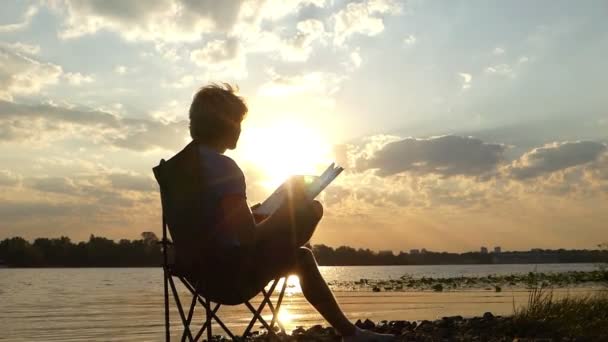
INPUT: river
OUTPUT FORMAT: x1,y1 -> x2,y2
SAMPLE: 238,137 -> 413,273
0,263 -> 601,341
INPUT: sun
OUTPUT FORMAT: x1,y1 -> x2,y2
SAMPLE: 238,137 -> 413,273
234,119 -> 333,189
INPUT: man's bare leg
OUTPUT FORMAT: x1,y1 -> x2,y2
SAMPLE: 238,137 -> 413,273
295,247 -> 357,336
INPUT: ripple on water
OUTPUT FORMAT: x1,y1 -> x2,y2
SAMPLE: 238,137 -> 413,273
0,265 -> 600,341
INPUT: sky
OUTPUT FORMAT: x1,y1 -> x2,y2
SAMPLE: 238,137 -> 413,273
0,0 -> 607,252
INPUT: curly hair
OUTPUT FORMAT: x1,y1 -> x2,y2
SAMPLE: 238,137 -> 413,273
188,83 -> 248,146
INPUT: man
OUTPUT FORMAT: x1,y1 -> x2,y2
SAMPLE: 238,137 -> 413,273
185,83 -> 394,341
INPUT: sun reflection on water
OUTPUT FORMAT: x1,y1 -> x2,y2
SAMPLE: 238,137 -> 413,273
277,307 -> 296,326
285,275 -> 302,296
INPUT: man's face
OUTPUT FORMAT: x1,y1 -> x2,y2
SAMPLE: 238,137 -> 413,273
226,120 -> 242,150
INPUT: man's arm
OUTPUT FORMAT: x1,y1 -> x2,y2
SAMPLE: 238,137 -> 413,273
218,195 -> 256,246
218,189 -> 323,248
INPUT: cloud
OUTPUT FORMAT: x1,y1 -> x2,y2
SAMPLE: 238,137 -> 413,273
191,38 -> 239,65
0,169 -> 21,186
343,47 -> 362,70
350,48 -> 362,67
485,63 -> 514,78
55,0 -> 243,42
0,199 -> 97,222
244,0 -> 327,22
0,100 -> 187,152
278,19 -> 327,62
403,34 -> 416,46
63,72 -> 94,85
356,135 -> 506,177
493,47 -> 505,55
107,173 -> 157,192
332,0 -> 401,46
0,42 -> 40,55
26,176 -> 79,195
509,141 -> 607,179
257,69 -> 344,97
0,5 -> 38,33
190,37 -> 247,78
234,19 -> 326,64
114,65 -> 127,74
162,75 -> 195,89
0,46 -> 63,101
458,72 -> 472,90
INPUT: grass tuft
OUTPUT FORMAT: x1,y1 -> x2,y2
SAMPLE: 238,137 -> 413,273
513,286 -> 608,339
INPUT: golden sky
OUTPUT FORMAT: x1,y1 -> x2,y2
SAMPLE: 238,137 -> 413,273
0,0 -> 607,251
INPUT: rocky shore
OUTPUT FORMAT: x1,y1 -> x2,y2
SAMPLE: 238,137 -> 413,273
206,312 -> 593,341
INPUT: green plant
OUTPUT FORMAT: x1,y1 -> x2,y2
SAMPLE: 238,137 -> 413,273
514,286 -> 608,339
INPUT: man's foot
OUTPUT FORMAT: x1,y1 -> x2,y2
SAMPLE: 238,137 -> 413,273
342,327 -> 396,342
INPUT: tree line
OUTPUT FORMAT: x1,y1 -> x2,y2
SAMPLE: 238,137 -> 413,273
0,234 -> 606,267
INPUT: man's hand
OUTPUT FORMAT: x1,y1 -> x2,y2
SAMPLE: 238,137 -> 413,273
280,176 -> 324,224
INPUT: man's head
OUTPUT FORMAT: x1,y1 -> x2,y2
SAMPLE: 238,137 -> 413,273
189,83 -> 248,151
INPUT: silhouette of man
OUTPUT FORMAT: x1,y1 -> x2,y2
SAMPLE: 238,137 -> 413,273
184,83 -> 393,341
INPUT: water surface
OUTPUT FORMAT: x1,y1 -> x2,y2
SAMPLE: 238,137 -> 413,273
0,264 -> 600,341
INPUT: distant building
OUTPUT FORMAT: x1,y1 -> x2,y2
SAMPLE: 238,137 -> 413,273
410,249 -> 420,254
480,246 -> 488,254
494,246 -> 502,254
421,248 -> 428,254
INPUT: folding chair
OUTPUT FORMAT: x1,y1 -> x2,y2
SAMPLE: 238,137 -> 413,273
153,142 -> 288,341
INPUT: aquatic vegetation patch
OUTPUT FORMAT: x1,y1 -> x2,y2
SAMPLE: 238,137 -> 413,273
327,270 -> 608,292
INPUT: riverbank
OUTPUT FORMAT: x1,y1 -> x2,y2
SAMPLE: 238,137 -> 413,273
244,289 -> 608,341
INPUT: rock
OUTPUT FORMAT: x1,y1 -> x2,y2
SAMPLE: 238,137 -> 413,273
432,283 -> 444,292
359,318 -> 375,330
306,324 -> 324,335
389,320 -> 409,331
415,320 -> 434,333
292,326 -> 306,336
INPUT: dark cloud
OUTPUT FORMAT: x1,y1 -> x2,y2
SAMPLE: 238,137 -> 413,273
21,173 -> 157,196
107,173 -> 157,192
180,0 -> 243,31
60,0 -> 244,40
26,177 -> 79,195
509,141 -> 607,179
358,135 -> 506,177
112,117 -> 187,152
0,200 -> 97,221
0,100 -> 188,151
0,169 -> 21,186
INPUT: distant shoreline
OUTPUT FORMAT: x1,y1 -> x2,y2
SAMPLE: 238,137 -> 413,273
2,234 -> 606,268
0,261 -> 602,268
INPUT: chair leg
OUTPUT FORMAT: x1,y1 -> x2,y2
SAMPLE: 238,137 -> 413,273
243,279 -> 279,337
168,276 -> 194,341
177,278 -> 236,340
180,292 -> 198,342
270,279 -> 288,333
205,297 -> 212,342
261,288 -> 286,334
164,268 -> 171,341
194,302 -> 223,341
244,301 -> 275,334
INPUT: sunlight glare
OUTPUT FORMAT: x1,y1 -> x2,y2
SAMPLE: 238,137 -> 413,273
236,120 -> 333,189
277,308 -> 296,326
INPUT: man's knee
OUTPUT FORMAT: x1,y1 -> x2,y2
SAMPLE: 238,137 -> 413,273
311,200 -> 323,221
296,247 -> 316,269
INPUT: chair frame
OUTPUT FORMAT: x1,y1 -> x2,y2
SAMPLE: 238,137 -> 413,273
158,178 -> 288,341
